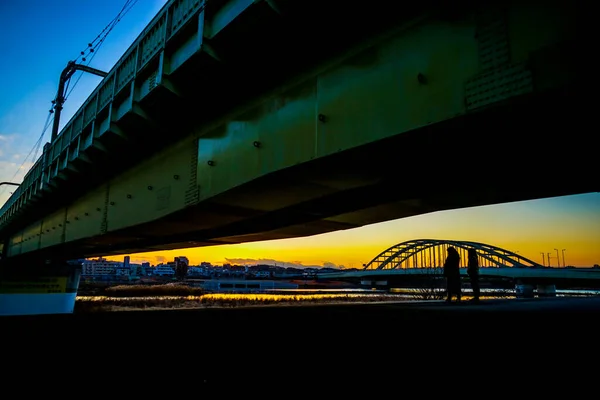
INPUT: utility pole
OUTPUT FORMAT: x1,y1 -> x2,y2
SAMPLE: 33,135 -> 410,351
51,61 -> 108,142
562,249 -> 567,267
541,252 -> 545,267
554,248 -> 561,267
547,253 -> 552,267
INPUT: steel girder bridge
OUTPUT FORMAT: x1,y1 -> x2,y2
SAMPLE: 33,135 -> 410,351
319,240 -> 600,292
0,0 -> 590,316
363,239 -> 542,270
0,0 -> 589,266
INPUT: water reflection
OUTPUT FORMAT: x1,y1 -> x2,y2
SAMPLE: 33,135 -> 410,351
78,292 -> 402,302
76,287 -> 600,306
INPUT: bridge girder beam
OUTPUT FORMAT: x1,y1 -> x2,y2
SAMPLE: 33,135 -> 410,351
0,0 -> 586,261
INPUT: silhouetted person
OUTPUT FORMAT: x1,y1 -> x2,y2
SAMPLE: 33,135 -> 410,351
467,248 -> 480,303
443,247 -> 461,303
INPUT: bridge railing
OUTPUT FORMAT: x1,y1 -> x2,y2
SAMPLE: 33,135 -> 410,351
0,0 -> 207,227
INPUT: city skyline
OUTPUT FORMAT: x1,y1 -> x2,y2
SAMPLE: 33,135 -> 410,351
1,1 -> 599,269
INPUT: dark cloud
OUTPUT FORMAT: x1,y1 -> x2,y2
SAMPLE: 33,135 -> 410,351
224,258 -> 345,269
131,256 -> 155,264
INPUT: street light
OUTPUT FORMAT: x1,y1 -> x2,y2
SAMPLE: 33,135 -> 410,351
562,249 -> 567,268
554,249 -> 560,268
540,252 -> 545,267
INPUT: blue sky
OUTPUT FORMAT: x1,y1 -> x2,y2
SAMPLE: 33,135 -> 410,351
0,0 -> 598,267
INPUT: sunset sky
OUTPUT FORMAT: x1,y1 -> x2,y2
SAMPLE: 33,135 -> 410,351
1,1 -> 598,268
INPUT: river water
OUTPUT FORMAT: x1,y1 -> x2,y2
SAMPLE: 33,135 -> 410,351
76,287 -> 600,304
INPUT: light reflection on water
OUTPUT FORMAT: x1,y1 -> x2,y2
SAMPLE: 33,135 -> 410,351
390,287 -> 600,296
77,292 -> 401,302
76,288 -> 600,303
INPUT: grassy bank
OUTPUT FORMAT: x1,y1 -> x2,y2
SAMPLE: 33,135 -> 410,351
75,283 -> 413,312
102,283 -> 206,297
75,294 -> 412,313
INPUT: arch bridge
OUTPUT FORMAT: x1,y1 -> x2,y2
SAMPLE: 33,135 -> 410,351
363,239 -> 542,270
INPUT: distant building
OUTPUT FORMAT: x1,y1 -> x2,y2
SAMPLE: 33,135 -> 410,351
302,268 -> 319,278
175,256 -> 189,266
188,266 -> 209,277
115,265 -> 131,279
153,265 -> 175,277
173,257 -> 189,278
82,258 -> 121,279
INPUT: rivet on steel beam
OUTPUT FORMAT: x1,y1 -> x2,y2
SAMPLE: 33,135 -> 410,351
75,217 -> 79,220
318,114 -> 327,122
174,175 -> 180,180
127,194 -> 132,199
97,208 -> 101,211
417,73 -> 427,84
110,201 -> 115,206
253,141 -> 261,148
66,220 -> 70,223
207,160 -> 215,166
85,212 -> 89,216
148,186 -> 153,190
59,224 -> 62,227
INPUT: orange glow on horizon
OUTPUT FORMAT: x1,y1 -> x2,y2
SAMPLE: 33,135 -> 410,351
103,194 -> 600,268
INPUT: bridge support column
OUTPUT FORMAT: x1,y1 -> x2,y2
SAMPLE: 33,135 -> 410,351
514,281 -> 535,299
536,284 -> 557,298
0,261 -> 82,316
360,280 -> 388,289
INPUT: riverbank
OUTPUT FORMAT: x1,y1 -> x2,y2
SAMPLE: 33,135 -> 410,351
75,282 -> 422,312
73,282 -> 587,312
74,293 -> 420,312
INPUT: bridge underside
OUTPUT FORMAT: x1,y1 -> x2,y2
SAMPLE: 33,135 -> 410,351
4,84 -> 591,264
0,0 -> 590,264
101,86 -> 590,250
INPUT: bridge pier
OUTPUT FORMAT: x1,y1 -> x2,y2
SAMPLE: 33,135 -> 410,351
0,260 -> 81,316
360,280 -> 388,290
514,281 -> 557,299
515,281 -> 535,299
536,284 -> 557,298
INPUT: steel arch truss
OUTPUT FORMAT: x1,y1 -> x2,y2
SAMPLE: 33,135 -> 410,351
363,239 -> 542,270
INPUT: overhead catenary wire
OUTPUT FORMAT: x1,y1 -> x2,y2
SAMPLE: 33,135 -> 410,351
73,0 -> 135,65
0,112 -> 53,198
30,114 -> 53,161
66,0 -> 139,101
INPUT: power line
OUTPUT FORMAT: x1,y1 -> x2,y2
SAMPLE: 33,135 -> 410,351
65,0 -> 139,102
0,112 -> 53,198
73,0 -> 135,65
31,114 -> 53,161
58,0 -> 135,105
